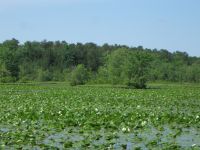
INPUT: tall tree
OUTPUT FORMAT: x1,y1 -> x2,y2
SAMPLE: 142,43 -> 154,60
1,39 -> 20,80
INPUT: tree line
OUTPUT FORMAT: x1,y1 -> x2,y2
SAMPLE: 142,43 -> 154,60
0,39 -> 200,88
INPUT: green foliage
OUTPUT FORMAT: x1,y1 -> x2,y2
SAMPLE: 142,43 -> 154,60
37,69 -> 52,82
108,48 -> 129,84
69,64 -> 89,86
1,39 -> 20,79
108,49 -> 151,88
0,39 -> 200,83
0,76 -> 16,83
96,66 -> 109,84
0,83 -> 200,149
125,51 -> 152,88
51,70 -> 65,81
0,63 -> 16,83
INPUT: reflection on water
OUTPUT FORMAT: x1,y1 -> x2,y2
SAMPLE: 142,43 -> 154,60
1,125 -> 199,149
0,127 -> 9,133
42,125 -> 200,149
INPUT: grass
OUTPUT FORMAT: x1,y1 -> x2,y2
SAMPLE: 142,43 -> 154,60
0,83 -> 200,149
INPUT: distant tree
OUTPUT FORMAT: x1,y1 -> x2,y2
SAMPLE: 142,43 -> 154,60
108,48 -> 152,88
1,39 -> 19,80
85,43 -> 101,71
37,68 -> 52,82
126,51 -> 152,88
69,64 -> 89,86
0,38 -> 200,83
185,63 -> 200,82
0,63 -> 15,83
159,49 -> 173,62
108,48 -> 129,84
96,66 -> 109,84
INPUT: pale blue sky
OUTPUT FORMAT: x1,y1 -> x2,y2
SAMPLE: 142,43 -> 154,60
0,0 -> 200,56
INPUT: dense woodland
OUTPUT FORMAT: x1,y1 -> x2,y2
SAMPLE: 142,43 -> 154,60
0,39 -> 200,87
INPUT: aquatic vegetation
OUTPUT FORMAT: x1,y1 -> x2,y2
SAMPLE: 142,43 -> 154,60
0,83 -> 200,149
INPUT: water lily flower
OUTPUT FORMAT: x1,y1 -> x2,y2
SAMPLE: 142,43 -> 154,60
192,144 -> 196,147
58,111 -> 62,115
141,121 -> 147,126
122,127 -> 126,132
137,105 -> 141,108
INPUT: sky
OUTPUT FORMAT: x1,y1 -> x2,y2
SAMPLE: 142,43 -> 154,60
0,0 -> 200,56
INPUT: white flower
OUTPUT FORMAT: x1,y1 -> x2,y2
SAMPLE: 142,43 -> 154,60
97,112 -> 101,115
137,105 -> 141,108
122,127 -> 126,132
196,115 -> 199,119
58,111 -> 62,115
141,121 -> 147,126
192,144 -> 196,147
95,108 -> 98,112
122,127 -> 130,132
40,109 -> 43,113
107,144 -> 112,149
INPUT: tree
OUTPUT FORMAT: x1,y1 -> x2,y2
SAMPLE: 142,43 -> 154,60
96,66 -> 109,84
126,51 -> 152,88
0,63 -> 15,83
1,39 -> 20,80
69,64 -> 89,86
0,39 -> 200,84
108,48 -> 129,84
108,48 -> 151,88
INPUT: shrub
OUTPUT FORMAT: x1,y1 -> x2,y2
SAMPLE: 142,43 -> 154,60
69,64 -> 89,86
37,69 -> 52,81
0,76 -> 16,83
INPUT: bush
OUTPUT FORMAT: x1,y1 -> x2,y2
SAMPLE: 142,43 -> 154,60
127,76 -> 147,89
0,65 -> 16,83
0,76 -> 16,83
69,64 -> 89,86
52,70 -> 65,81
37,69 -> 52,81
94,66 -> 109,84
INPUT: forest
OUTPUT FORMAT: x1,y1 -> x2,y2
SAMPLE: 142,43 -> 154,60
0,38 -> 200,87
